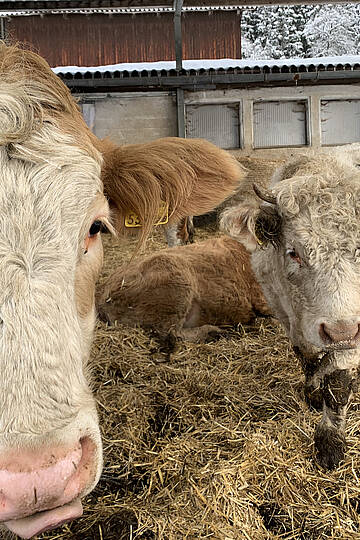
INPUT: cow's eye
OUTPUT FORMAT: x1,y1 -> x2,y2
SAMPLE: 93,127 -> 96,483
286,248 -> 301,265
89,220 -> 102,237
84,220 -> 102,254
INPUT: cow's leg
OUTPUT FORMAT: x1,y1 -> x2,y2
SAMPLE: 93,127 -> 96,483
164,217 -> 194,247
314,367 -> 355,469
303,358 -> 324,411
178,324 -> 224,343
295,348 -> 358,469
186,216 -> 195,243
164,222 -> 182,247
294,347 -> 329,411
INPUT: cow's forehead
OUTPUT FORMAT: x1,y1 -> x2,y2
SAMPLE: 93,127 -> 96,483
0,140 -> 103,255
272,171 -> 360,255
274,170 -> 360,219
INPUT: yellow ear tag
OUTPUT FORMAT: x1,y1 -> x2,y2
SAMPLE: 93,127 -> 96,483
125,202 -> 169,228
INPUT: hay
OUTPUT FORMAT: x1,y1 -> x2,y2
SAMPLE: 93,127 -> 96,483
31,155 -> 357,540
35,222 -> 360,540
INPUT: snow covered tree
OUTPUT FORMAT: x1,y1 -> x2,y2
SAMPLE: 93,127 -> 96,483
241,3 -> 360,60
242,5 -> 319,59
304,4 -> 360,57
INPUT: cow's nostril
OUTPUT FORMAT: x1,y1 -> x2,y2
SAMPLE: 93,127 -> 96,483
63,437 -> 96,500
319,323 -> 331,344
320,322 -> 360,344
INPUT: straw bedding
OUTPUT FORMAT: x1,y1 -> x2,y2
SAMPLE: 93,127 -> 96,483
38,158 -> 360,540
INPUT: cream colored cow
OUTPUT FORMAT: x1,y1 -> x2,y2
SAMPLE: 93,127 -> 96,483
0,44 -> 243,539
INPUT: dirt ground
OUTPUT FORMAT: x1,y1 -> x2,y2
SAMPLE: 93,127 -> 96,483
38,157 -> 360,540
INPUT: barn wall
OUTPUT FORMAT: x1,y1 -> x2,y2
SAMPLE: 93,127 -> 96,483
7,12 -> 241,66
75,84 -> 360,154
182,12 -> 241,60
79,92 -> 177,144
185,84 -> 360,159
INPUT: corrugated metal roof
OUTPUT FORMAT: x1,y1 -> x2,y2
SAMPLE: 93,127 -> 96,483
0,0 -> 353,5
0,5 -> 241,14
53,55 -> 360,77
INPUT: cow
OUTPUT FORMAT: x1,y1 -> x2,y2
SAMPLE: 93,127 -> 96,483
164,215 -> 195,246
0,43 -> 243,539
97,136 -> 245,247
220,151 -> 360,470
97,235 -> 271,343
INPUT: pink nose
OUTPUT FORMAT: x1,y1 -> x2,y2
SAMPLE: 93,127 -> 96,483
320,321 -> 360,344
0,438 -> 95,526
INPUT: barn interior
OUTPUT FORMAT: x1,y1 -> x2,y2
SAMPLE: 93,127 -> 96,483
33,158 -> 360,540
2,0 -> 360,538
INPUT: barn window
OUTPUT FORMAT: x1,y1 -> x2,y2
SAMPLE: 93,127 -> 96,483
185,103 -> 241,149
80,102 -> 96,131
321,100 -> 360,145
253,100 -> 308,148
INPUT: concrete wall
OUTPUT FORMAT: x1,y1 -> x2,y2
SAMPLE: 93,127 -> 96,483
78,85 -> 360,158
185,84 -> 360,159
79,91 -> 177,144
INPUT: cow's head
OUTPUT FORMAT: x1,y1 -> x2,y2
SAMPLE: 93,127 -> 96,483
221,154 -> 360,359
0,44 -> 166,539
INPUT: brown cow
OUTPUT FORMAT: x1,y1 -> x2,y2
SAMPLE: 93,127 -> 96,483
97,235 -> 271,342
164,215 -> 195,246
97,136 -> 245,247
0,43 -> 243,539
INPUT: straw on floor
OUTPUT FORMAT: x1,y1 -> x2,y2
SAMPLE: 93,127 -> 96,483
39,156 -> 360,540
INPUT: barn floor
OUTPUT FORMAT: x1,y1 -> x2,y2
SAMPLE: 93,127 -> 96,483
36,226 -> 360,540
38,156 -> 360,540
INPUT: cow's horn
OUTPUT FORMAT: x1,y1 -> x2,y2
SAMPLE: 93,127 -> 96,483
253,183 -> 277,205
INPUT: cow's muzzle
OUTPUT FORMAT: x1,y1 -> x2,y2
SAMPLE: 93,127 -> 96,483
319,321 -> 360,349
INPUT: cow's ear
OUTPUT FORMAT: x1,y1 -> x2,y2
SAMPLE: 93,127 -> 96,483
99,140 -> 166,249
220,204 -> 281,252
220,204 -> 260,251
254,205 -> 282,247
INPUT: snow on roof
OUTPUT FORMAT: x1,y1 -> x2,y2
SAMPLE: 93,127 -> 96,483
52,55 -> 360,76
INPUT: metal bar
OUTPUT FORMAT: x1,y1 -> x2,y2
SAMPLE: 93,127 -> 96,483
0,5 -> 244,16
173,0 -> 183,71
1,0 -> 359,13
173,0 -> 184,136
0,17 -> 6,39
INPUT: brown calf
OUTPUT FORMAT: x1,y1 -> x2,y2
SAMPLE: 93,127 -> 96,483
97,235 -> 271,342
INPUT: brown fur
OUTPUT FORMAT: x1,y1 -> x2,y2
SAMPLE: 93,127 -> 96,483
97,137 -> 244,247
175,216 -> 195,245
97,235 -> 271,342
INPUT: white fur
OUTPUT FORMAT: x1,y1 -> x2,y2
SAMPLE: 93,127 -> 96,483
0,76 -> 107,496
